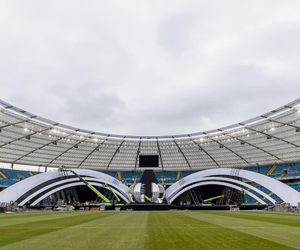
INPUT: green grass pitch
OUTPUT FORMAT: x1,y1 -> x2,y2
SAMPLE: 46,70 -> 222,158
0,210 -> 299,249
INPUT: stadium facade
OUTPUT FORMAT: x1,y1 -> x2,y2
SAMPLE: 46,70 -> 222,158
0,98 -> 300,210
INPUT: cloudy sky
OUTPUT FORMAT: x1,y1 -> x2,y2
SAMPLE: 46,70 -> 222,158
0,1 -> 299,136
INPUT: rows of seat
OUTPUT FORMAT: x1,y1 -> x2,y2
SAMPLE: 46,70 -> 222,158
103,170 -> 198,184
1,163 -> 300,193
246,162 -> 300,179
0,168 -> 36,186
288,183 -> 300,191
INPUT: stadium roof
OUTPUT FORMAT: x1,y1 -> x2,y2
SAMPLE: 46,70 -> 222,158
0,98 -> 300,171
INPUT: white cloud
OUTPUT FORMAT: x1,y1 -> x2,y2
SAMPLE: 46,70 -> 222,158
0,0 -> 299,136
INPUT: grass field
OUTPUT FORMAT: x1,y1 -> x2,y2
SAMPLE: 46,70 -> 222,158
0,210 -> 299,250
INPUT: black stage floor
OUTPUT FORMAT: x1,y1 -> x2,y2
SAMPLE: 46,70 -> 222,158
123,203 -> 231,210
28,203 -> 268,211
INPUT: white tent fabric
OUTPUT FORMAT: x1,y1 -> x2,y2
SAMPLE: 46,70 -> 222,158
0,98 -> 300,170
165,168 -> 300,206
0,169 -> 130,205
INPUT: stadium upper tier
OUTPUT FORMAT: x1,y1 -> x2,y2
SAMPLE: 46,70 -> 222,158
0,98 -> 300,170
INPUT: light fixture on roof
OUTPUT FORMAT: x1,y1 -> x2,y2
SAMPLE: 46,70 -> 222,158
23,128 -> 29,132
270,127 -> 275,132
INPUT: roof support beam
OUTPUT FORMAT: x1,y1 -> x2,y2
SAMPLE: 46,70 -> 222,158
0,118 -> 37,130
0,126 -> 53,148
172,137 -> 192,169
156,138 -> 164,170
134,138 -> 142,170
217,129 -> 283,162
188,135 -> 220,167
261,115 -> 300,130
77,136 -> 109,168
106,137 -> 126,169
12,131 -> 79,165
240,123 -> 300,149
45,132 -> 94,168
203,132 -> 249,164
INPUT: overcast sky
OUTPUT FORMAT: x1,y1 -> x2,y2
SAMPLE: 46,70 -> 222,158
0,1 -> 299,136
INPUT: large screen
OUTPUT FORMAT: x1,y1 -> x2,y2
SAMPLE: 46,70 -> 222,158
139,155 -> 159,168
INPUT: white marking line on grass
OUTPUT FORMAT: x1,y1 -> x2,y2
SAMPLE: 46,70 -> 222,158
1,226 -> 292,230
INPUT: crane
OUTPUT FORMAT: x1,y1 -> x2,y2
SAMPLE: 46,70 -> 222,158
59,166 -> 113,205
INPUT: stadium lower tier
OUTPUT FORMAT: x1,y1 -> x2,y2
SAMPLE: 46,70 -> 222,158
1,162 -> 300,191
1,163 -> 300,209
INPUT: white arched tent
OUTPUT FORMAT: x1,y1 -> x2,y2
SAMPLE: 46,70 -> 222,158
166,168 -> 300,206
0,169 -> 130,205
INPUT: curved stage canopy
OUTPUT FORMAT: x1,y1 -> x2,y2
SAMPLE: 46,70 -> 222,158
1,168 -> 299,206
0,169 -> 130,205
169,181 -> 267,205
165,168 -> 300,206
0,99 -> 300,170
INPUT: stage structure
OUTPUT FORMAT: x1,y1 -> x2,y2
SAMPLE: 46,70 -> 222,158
0,168 -> 299,207
0,169 -> 129,206
165,168 -> 300,206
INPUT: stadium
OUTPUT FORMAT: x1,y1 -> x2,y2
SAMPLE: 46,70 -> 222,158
1,1 -> 300,249
1,98 -> 300,249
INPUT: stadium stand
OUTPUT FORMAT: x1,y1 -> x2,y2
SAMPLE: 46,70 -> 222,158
1,162 -> 300,192
0,98 -> 300,209
0,168 -> 37,187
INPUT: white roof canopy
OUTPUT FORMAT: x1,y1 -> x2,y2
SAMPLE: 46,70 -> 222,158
0,98 -> 300,171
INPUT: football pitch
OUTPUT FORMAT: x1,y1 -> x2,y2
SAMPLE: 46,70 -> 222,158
0,210 -> 299,250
